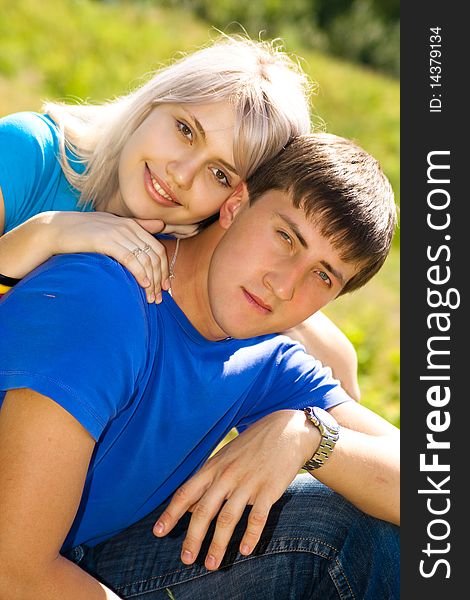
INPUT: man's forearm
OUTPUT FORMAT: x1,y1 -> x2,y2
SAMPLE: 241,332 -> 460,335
308,426 -> 400,525
1,555 -> 122,600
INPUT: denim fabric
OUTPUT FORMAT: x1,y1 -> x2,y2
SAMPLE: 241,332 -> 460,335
66,475 -> 399,599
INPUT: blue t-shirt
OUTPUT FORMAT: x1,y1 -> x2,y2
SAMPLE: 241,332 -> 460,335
0,253 -> 350,550
0,111 -> 92,233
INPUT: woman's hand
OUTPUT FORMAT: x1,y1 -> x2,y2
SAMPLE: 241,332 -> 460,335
161,222 -> 200,239
47,211 -> 170,303
153,410 -> 320,571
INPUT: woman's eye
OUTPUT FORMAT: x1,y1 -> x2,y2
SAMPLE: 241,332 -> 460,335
176,120 -> 193,142
210,167 -> 230,187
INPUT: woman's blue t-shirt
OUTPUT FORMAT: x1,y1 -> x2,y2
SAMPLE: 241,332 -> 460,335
0,111 -> 92,233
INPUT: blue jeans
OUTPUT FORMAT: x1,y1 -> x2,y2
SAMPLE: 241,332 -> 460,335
66,475 -> 399,599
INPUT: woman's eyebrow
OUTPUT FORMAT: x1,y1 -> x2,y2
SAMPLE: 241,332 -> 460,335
182,108 -> 207,140
181,108 -> 238,175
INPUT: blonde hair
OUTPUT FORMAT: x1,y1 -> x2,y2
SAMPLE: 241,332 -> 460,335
44,35 -> 313,210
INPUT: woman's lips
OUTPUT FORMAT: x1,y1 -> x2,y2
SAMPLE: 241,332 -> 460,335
144,164 -> 180,207
242,288 -> 272,315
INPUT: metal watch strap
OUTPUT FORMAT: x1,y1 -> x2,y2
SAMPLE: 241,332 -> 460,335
303,407 -> 340,471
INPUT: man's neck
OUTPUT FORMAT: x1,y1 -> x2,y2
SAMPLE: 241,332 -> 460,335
161,225 -> 227,341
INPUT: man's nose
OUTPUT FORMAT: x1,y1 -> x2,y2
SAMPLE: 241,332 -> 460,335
263,267 -> 298,302
166,159 -> 197,190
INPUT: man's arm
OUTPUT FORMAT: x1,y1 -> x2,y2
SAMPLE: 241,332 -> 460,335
0,389 -> 122,599
315,400 -> 399,524
153,401 -> 399,571
283,311 -> 361,401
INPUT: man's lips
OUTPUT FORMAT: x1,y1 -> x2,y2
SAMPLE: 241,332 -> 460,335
144,164 -> 181,207
242,288 -> 272,314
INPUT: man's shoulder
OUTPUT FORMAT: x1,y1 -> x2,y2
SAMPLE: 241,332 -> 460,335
6,252 -> 146,327
35,251 -> 136,287
228,333 -> 314,372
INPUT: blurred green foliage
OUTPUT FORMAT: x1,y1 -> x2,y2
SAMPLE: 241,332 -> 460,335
154,0 -> 399,76
0,0 -> 399,425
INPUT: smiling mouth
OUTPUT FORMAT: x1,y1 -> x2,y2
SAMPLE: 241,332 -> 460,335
145,165 -> 181,206
242,288 -> 272,314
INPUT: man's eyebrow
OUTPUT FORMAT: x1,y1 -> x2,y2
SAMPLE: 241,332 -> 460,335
182,108 -> 237,175
320,260 -> 344,287
276,212 -> 345,286
276,213 -> 308,248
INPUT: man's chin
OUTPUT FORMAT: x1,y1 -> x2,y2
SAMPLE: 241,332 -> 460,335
210,301 -> 275,340
215,318 -> 273,340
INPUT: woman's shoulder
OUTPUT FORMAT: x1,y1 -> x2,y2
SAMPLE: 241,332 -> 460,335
0,112 -> 62,186
0,111 -> 59,154
0,112 -> 66,233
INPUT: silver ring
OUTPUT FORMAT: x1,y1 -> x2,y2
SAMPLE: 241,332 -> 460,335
131,247 -> 144,257
142,244 -> 152,254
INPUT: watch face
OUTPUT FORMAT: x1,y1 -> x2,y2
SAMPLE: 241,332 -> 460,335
313,407 -> 339,432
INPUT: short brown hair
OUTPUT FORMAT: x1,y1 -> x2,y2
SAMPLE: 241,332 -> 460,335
246,133 -> 397,294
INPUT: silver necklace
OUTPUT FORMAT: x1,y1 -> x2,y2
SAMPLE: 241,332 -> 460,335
168,238 -> 180,297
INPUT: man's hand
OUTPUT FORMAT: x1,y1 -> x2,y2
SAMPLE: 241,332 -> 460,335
153,410 -> 320,571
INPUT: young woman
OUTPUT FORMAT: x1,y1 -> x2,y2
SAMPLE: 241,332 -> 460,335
0,35 -> 359,398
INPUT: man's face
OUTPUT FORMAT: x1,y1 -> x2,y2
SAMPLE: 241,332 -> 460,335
207,190 -> 358,339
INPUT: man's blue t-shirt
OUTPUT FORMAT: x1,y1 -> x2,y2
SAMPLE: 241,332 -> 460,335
0,111 -> 92,233
0,110 -> 351,551
0,253 -> 350,550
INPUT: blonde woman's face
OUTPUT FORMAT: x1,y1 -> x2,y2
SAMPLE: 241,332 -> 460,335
113,102 -> 241,224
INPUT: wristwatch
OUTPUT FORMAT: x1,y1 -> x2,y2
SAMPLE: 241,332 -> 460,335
303,406 -> 340,470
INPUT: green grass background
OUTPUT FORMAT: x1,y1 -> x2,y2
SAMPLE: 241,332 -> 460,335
0,0 -> 399,426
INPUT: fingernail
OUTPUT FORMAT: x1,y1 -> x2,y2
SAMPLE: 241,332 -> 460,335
154,521 -> 164,535
156,293 -> 162,304
182,549 -> 193,563
241,544 -> 251,555
148,293 -> 155,303
163,279 -> 170,291
206,555 -> 216,569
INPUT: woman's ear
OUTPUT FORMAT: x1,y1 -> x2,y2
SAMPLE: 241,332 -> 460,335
219,183 -> 249,229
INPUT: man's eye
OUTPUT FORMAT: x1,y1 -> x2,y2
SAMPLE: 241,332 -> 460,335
210,167 -> 230,187
277,230 -> 292,245
176,120 -> 193,142
316,270 -> 332,286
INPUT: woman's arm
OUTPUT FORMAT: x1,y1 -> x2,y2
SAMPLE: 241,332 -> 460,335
283,311 -> 361,401
0,388 -> 122,599
0,187 -> 5,235
0,185 -> 169,303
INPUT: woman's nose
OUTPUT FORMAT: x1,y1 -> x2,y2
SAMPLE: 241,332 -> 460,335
166,159 -> 197,190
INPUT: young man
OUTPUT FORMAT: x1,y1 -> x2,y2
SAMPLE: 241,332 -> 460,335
0,134 -> 399,599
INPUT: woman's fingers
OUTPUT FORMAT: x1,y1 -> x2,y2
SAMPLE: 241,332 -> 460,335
121,244 -> 157,302
122,241 -> 169,303
53,212 -> 171,303
113,227 -> 169,303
